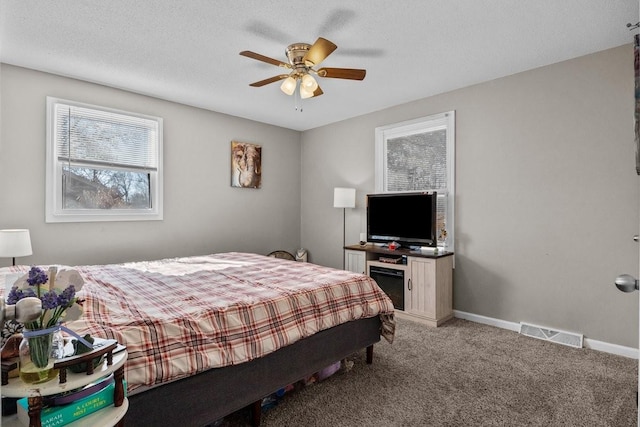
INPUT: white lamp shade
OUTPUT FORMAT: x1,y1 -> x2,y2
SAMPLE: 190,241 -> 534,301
333,188 -> 356,208
301,74 -> 318,91
300,86 -> 314,99
0,229 -> 33,258
280,76 -> 297,96
300,86 -> 313,99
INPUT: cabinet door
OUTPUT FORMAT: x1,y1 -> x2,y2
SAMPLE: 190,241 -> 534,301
408,257 -> 437,318
345,250 -> 366,274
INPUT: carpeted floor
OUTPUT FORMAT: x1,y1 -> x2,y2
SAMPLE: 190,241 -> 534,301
222,317 -> 638,426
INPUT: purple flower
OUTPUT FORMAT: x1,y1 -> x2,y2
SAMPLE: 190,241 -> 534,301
26,266 -> 48,287
7,287 -> 22,305
6,266 -> 83,329
41,291 -> 59,310
56,285 -> 76,307
6,287 -> 36,304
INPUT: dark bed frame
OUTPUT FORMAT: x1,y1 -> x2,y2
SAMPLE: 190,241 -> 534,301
124,316 -> 382,427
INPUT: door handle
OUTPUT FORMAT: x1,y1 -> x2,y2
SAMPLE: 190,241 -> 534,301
408,278 -> 412,291
634,235 -> 639,242
615,274 -> 639,293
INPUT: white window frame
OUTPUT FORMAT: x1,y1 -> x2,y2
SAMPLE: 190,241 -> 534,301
45,97 -> 163,223
374,111 -> 455,249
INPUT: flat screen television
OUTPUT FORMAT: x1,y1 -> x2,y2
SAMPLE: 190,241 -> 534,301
367,192 -> 437,248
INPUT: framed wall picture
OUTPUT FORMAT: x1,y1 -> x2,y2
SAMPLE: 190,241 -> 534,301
231,141 -> 262,188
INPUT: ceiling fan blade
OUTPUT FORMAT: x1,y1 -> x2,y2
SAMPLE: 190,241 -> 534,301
240,51 -> 291,69
312,86 -> 324,98
303,37 -> 337,66
316,67 -> 366,80
249,74 -> 290,87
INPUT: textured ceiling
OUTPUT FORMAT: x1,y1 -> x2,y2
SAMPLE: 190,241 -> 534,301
1,1 -> 638,131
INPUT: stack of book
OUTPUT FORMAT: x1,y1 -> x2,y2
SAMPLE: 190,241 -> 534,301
16,374 -> 126,427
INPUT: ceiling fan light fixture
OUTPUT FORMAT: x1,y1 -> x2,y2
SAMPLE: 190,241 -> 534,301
241,37 -> 365,101
299,85 -> 315,99
301,73 -> 318,91
280,76 -> 297,95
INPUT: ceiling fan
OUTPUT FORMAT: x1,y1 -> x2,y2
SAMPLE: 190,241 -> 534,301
239,37 -> 366,99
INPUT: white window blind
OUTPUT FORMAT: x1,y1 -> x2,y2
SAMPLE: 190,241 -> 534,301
386,128 -> 447,192
54,103 -> 158,171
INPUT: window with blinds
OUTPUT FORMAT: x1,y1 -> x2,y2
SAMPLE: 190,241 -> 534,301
46,97 -> 163,222
375,112 -> 455,249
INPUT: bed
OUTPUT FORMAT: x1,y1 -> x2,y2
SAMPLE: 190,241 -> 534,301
1,252 -> 395,426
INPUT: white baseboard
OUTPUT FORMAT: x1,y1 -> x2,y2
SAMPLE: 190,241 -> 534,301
453,310 -> 639,360
583,338 -> 639,359
453,310 -> 521,332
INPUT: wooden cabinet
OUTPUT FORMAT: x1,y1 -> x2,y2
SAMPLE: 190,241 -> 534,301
345,249 -> 366,274
345,244 -> 453,327
406,256 -> 453,325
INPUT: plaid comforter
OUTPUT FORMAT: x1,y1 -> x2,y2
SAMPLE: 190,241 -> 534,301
7,253 -> 394,392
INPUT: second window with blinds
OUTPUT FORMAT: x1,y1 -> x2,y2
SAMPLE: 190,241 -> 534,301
374,111 -> 455,249
45,97 -> 163,222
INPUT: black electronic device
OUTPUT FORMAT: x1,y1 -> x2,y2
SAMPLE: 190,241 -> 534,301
366,192 -> 437,248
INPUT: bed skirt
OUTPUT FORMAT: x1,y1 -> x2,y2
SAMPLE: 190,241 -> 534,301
125,316 -> 383,426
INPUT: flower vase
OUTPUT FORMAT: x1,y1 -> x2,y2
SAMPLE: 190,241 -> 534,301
19,329 -> 59,384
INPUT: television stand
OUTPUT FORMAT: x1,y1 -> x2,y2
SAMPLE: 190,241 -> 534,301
344,244 -> 454,327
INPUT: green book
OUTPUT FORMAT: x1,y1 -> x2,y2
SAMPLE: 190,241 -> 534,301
16,379 -> 125,427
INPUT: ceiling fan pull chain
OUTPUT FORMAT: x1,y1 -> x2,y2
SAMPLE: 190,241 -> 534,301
295,80 -> 303,112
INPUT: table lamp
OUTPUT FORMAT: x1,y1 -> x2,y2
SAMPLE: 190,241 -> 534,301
0,229 -> 33,266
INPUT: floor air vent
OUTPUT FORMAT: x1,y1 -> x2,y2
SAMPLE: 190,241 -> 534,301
519,322 -> 583,349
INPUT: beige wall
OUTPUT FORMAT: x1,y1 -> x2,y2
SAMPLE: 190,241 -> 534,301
0,64 -> 302,266
2,44 -> 637,348
301,45 -> 639,347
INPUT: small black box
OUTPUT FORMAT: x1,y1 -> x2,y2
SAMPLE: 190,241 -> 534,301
2,397 -> 17,416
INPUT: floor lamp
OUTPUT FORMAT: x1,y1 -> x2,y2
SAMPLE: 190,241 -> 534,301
333,187 -> 356,269
0,229 -> 33,266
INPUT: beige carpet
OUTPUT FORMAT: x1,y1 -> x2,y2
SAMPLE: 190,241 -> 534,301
223,317 -> 638,426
